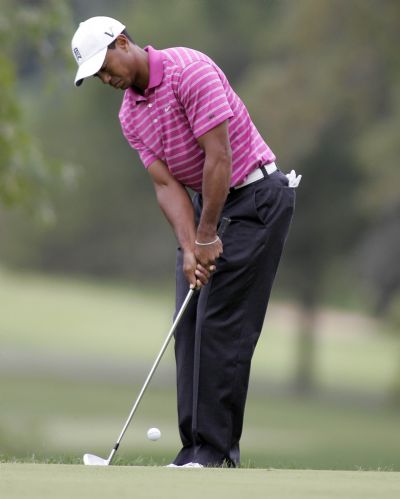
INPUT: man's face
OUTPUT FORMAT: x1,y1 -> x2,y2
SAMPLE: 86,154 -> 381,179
95,36 -> 134,90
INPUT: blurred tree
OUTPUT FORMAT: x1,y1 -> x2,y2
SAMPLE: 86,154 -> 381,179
0,0 -> 398,340
357,211 -> 400,316
239,0 -> 399,391
1,0 -> 279,278
0,0 -> 73,213
355,90 -> 400,316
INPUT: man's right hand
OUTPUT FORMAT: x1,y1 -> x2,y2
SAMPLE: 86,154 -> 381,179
183,250 -> 214,289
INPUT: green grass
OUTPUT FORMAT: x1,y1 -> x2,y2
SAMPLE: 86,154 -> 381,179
1,266 -> 400,471
1,464 -> 399,499
0,266 -> 399,391
1,377 -> 400,470
0,266 -> 175,361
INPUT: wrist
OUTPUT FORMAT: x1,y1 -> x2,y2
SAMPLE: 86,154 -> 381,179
181,244 -> 195,255
195,236 -> 220,246
179,234 -> 196,254
196,224 -> 217,242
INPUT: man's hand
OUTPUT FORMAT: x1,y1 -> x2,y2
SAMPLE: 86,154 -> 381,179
194,237 -> 222,271
183,250 -> 214,289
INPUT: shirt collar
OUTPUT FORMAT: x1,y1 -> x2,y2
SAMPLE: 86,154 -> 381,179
145,45 -> 164,89
126,45 -> 164,104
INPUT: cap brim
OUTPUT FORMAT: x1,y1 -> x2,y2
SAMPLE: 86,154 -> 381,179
74,47 -> 107,87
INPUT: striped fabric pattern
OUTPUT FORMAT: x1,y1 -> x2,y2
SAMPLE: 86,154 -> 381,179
119,46 -> 275,192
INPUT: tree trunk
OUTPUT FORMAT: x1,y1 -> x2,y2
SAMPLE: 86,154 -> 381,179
294,302 -> 318,394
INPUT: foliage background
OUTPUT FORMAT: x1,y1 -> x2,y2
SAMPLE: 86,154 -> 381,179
0,0 -> 399,468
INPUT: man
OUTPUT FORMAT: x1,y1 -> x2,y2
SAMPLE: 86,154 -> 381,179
71,16 -> 300,468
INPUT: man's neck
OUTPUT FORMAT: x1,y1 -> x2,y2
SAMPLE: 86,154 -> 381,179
132,46 -> 149,91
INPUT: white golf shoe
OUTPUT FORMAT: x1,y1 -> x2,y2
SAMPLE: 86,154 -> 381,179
165,462 -> 204,468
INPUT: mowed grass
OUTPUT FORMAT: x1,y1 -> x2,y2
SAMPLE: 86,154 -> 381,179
1,464 -> 399,499
0,267 -> 175,361
1,266 -> 400,470
2,377 -> 400,471
0,266 -> 398,390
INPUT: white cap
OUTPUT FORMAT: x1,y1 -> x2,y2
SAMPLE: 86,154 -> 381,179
71,16 -> 126,87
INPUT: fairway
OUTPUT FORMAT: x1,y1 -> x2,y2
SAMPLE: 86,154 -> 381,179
1,464 -> 399,499
1,268 -> 400,470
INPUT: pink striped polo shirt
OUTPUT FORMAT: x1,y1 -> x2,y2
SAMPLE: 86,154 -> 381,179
119,46 -> 275,192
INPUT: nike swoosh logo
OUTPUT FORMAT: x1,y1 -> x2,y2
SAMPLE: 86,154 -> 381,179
104,29 -> 114,37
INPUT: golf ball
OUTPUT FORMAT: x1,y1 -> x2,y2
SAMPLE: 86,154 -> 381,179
147,427 -> 161,441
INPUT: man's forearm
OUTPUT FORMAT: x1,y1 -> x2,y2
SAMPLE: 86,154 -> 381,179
197,154 -> 231,242
155,180 -> 196,252
148,159 -> 213,289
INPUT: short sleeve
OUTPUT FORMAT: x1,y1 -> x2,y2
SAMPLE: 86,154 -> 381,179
177,61 -> 234,138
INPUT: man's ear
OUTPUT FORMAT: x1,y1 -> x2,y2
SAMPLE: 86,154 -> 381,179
115,34 -> 129,50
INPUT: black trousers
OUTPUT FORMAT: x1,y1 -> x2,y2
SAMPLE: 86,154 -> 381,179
172,169 -> 295,467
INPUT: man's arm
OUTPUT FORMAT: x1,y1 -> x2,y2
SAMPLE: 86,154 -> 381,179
147,159 -> 211,288
195,120 -> 232,267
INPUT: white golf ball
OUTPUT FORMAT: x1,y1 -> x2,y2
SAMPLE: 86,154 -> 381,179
147,427 -> 161,441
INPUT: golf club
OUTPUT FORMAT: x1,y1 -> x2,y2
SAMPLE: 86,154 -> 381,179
83,216 -> 231,466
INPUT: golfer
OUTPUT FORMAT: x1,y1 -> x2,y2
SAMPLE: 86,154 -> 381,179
72,16 -> 300,467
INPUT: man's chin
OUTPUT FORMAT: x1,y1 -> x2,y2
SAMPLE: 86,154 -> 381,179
118,81 -> 130,90
112,80 -> 128,90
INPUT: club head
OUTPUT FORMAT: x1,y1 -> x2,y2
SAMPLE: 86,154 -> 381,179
83,453 -> 110,466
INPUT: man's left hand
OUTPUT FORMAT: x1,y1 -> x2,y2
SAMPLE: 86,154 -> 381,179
194,237 -> 223,277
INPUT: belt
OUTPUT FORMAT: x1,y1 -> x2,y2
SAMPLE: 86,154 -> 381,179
232,162 -> 277,190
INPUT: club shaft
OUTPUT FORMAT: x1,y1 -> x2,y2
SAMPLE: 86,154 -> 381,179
107,288 -> 195,463
105,216 -> 231,464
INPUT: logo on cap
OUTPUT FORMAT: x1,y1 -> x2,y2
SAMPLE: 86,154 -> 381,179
104,27 -> 114,38
73,47 -> 82,61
